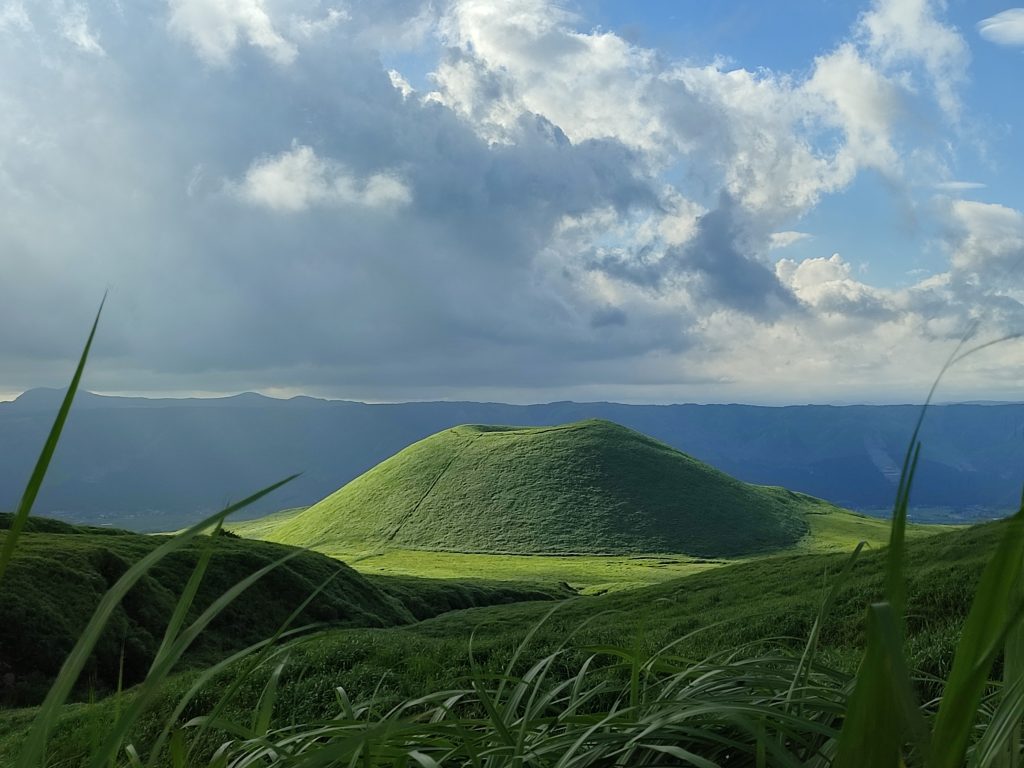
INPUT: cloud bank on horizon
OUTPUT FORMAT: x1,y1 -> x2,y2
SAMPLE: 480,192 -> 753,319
1,0 -> 1023,404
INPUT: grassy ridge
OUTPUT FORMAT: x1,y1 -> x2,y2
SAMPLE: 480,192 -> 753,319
0,519 -> 565,708
0,522 -> 409,707
0,518 -> 992,763
241,419 -> 853,557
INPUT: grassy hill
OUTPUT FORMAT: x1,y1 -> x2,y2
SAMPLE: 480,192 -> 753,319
238,419 -> 856,557
0,518 -> 997,764
0,515 -> 565,707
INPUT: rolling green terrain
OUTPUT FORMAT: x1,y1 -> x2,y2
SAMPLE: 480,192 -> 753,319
0,518 -> 993,765
233,419 -> 868,558
231,420 -> 942,593
0,515 -> 565,707
299,506 -> 941,594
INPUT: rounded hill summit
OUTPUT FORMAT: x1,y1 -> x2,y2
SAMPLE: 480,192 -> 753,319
255,419 -> 832,557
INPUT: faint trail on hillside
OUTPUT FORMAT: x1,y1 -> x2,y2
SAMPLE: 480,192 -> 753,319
383,430 -> 482,544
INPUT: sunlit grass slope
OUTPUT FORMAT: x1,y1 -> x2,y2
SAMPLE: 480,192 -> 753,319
239,419 -> 852,557
1,519 -> 995,765
234,500 -> 940,594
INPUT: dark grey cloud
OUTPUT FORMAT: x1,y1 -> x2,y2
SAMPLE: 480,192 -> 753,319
592,195 -> 799,320
0,0 -> 671,397
678,199 -> 799,318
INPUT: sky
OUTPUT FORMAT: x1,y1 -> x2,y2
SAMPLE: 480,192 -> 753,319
2,0 -> 1024,405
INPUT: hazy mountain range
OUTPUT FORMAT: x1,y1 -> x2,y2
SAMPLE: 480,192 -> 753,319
2,388 -> 1021,530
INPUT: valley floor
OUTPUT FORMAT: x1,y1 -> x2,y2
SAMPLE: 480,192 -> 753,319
234,506 -> 948,593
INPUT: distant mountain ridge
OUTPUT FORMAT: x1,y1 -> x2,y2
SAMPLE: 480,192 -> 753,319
2,389 -> 1022,529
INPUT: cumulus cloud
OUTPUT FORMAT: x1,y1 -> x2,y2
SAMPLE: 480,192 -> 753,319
945,200 -> 1024,272
770,232 -> 813,250
857,0 -> 969,119
233,144 -> 412,211
805,43 -> 903,170
167,0 -> 297,65
0,0 -> 1020,404
58,2 -> 104,54
978,9 -> 1024,46
0,2 -> 31,32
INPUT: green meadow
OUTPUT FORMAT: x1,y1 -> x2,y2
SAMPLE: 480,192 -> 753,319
230,473 -> 942,594
0,517 -> 1003,765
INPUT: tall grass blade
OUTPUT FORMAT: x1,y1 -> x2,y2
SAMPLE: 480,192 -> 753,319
834,602 -> 925,767
0,297 -> 103,585
787,541 -> 865,713
146,626 -> 318,768
169,570 -> 345,767
886,441 -> 920,620
998,490 -> 1024,768
971,672 -> 1024,767
929,505 -> 1024,767
149,520 -> 221,675
86,548 -> 306,768
253,658 -> 288,737
15,474 -> 297,768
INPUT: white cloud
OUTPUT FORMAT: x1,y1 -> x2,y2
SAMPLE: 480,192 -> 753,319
233,144 -> 412,211
946,200 -> 1024,272
806,43 -> 903,171
167,0 -> 297,66
0,1 -> 31,33
978,8 -> 1024,46
857,0 -> 969,119
775,253 -> 890,316
934,180 -> 986,192
388,68 -> 414,98
770,231 -> 812,250
59,2 -> 105,55
290,7 -> 348,40
431,0 -> 967,228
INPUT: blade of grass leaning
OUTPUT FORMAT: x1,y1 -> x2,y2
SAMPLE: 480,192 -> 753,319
886,441 -> 920,621
883,327 -> 1002,621
167,570 -> 347,767
997,489 -> 1024,768
928,505 -> 1024,767
834,602 -> 927,767
786,541 -> 866,714
970,671 -> 1024,767
144,625 -> 320,768
15,473 -> 297,768
86,547 -> 306,768
0,297 -> 103,586
831,332 -> 990,767
148,519 -> 223,676
252,658 -> 289,737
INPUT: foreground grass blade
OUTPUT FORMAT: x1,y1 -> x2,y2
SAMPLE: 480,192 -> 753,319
86,547 -> 306,768
929,505 -> 1024,767
971,672 -> 1024,767
149,520 -> 222,676
886,441 -> 920,622
786,541 -> 865,714
834,602 -> 925,767
15,474 -> 297,768
0,298 -> 103,586
157,571 -> 346,767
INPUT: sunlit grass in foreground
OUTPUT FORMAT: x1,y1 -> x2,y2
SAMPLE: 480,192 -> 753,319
5,310 -> 1024,766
